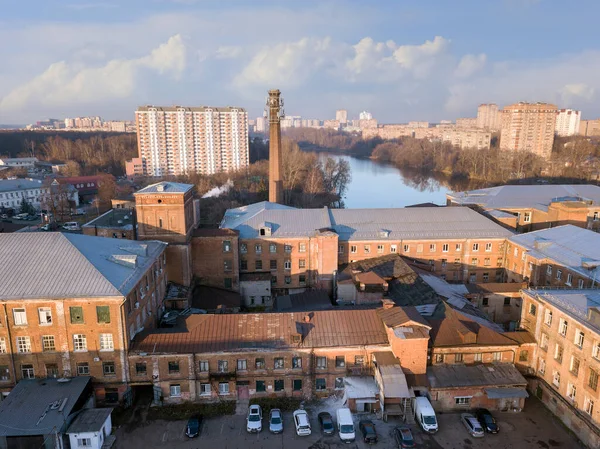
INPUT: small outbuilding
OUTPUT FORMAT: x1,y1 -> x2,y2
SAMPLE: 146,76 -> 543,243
66,408 -> 114,449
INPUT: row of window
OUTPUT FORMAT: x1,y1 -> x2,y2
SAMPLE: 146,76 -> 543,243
0,360 -> 117,381
434,351 -> 510,363
240,243 -> 305,254
538,343 -> 599,392
11,306 -> 111,326
343,242 -> 495,255
2,333 -> 114,353
239,259 -> 306,271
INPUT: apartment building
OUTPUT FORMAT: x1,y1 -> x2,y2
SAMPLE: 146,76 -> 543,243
456,118 -> 477,129
447,184 -> 600,232
580,119 -> 600,137
323,120 -> 340,130
125,157 -> 145,179
441,128 -> 492,150
0,233 -> 167,403
504,225 -> 600,289
0,158 -> 38,169
476,104 -> 501,131
408,121 -> 429,128
500,102 -> 558,159
335,109 -> 348,124
555,109 -> 581,137
519,289 -> 600,449
135,105 -> 249,177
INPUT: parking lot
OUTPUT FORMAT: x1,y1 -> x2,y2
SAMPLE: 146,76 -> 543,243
114,397 -> 584,449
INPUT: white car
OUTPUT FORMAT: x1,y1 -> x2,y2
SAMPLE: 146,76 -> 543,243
62,222 -> 81,231
246,404 -> 262,433
293,409 -> 311,436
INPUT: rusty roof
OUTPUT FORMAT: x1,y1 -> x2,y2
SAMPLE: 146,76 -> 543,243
355,271 -> 386,285
132,308 -> 390,353
377,306 -> 431,329
503,331 -> 537,344
465,283 -> 525,294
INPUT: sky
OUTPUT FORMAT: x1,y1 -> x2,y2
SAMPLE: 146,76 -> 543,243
1,0 -> 600,125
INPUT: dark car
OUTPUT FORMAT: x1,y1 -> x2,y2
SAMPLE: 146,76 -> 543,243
318,412 -> 335,435
359,420 -> 378,444
185,415 -> 203,438
475,408 -> 499,433
393,426 -> 415,448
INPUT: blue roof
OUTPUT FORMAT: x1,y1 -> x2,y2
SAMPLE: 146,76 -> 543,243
0,178 -> 44,193
134,181 -> 193,194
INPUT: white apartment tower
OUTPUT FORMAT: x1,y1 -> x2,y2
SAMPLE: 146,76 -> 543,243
135,106 -> 249,177
555,109 -> 581,137
476,104 -> 501,131
359,111 -> 373,120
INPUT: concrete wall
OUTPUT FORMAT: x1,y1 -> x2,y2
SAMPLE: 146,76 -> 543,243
239,280 -> 271,307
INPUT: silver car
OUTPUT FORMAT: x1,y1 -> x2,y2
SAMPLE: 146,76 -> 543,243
461,413 -> 484,438
269,408 -> 283,434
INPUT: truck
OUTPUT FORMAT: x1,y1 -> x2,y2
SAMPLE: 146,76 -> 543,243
414,397 -> 438,433
336,408 -> 355,443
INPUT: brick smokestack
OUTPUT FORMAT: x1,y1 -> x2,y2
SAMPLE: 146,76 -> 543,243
267,89 -> 284,204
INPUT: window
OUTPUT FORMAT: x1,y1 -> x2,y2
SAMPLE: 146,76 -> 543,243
570,356 -> 580,376
299,274 -> 306,284
416,244 -> 423,253
17,336 -> 31,353
241,243 -> 248,253
377,244 -> 384,254
538,358 -> 546,375
42,335 -> 55,352
199,360 -> 209,372
70,306 -> 84,324
595,212 -> 599,221
255,260 -> 263,270
454,258 -> 461,266
482,273 -> 489,282
523,212 -> 531,223
266,243 -> 276,254
316,378 -> 326,391
484,258 -> 491,267
553,371 -> 561,388
442,244 -> 449,252
504,297 -> 511,306
274,358 -> 284,369
335,356 -> 345,368
584,398 -> 595,415
567,383 -> 577,401
350,245 -> 357,254
529,303 -> 537,316
517,350 -> 528,362
575,330 -> 585,348
559,318 -> 568,336
335,377 -> 344,390
292,357 -> 302,369
170,384 -> 181,397
240,259 -> 248,270
285,276 -> 291,285
284,260 -> 291,270
293,379 -> 302,391
255,358 -> 265,370
455,397 -> 471,406
579,279 -> 585,289
299,243 -> 306,253
224,260 -> 232,272
514,248 -> 518,257
270,379 -> 283,392
103,362 -> 116,376
77,439 -> 92,447
316,357 -> 327,369
21,364 -> 34,379
168,361 -> 180,374
354,355 -> 364,366
77,363 -> 89,376
364,245 -> 371,254
589,369 -> 599,391
73,334 -> 87,351
46,364 -> 59,378
390,244 -> 397,253
472,243 -> 479,252
237,359 -> 247,371
403,244 -> 410,253
13,308 -> 27,325
556,269 -> 562,281
299,259 -> 306,269
99,334 -> 114,351
540,333 -> 549,350
200,383 -> 211,395
223,240 -> 231,252
566,273 -> 573,286
338,245 -> 344,254
284,244 -> 292,253
485,242 -> 492,252
455,243 -> 462,251
471,257 -> 478,265
218,360 -> 228,373
256,381 -> 266,392
493,352 -> 502,362
544,310 -> 553,326
594,342 -> 600,360
474,353 -> 482,362
554,344 -> 563,364
96,306 -> 110,324
434,354 -> 444,363
0,338 -> 5,354
482,297 -> 489,306
429,244 -> 436,252
136,363 -> 147,375
38,307 -> 52,325
547,265 -> 552,276
454,353 -> 463,363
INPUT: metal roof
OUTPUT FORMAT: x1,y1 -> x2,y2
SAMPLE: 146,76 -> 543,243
0,233 -> 166,299
373,352 -> 411,398
0,377 -> 91,437
221,202 -> 512,240
134,182 -> 193,194
447,184 -> 600,211
509,225 -> 600,280
427,363 -> 527,389
67,408 -> 112,434
485,388 -> 529,399
0,178 -> 44,193
82,209 -> 134,230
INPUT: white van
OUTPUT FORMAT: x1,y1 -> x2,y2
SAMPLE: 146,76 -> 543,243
414,397 -> 438,433
62,222 -> 81,231
336,408 -> 355,443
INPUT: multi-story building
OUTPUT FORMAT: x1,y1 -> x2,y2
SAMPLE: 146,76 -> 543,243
255,116 -> 266,133
555,109 -> 581,137
455,118 -> 478,129
359,111 -> 373,121
0,158 -> 38,169
125,157 -> 145,179
135,105 -> 249,177
580,119 -> 600,137
441,128 -> 491,150
82,208 -> 136,240
323,120 -> 340,130
0,233 -> 167,403
476,104 -> 501,131
519,289 -> 600,449
408,121 -> 429,129
447,184 -> 600,232
500,102 -> 558,159
0,178 -> 79,211
504,225 -> 600,289
335,109 -> 348,125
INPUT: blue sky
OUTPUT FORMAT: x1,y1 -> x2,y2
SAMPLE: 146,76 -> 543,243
1,0 -> 599,124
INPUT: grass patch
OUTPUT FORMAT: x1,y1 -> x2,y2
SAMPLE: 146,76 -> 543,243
147,401 -> 236,420
250,397 -> 303,413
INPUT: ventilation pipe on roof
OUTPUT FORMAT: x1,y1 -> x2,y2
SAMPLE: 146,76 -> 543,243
382,299 -> 395,309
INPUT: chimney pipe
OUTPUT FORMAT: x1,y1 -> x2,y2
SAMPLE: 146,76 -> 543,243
267,89 -> 284,204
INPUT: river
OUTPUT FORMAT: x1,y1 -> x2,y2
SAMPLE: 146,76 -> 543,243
317,153 -> 452,209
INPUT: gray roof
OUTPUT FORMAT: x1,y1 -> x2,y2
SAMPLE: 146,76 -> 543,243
82,209 -> 134,230
523,289 -> 600,334
427,363 -> 527,389
509,225 -> 600,280
0,178 -> 44,193
134,181 -> 193,195
67,408 -> 112,434
0,377 -> 91,437
0,157 -> 38,164
447,184 -> 600,212
221,202 -> 512,240
0,233 -> 166,299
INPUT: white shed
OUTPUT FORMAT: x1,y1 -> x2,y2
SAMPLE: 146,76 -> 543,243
66,408 -> 113,449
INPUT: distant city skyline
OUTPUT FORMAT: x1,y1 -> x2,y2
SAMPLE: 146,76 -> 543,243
1,1 -> 600,124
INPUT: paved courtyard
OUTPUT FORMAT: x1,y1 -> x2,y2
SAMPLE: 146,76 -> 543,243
114,397 -> 585,449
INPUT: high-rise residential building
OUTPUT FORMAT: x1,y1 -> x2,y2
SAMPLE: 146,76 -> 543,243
555,109 -> 581,136
580,119 -> 600,137
135,105 -> 249,177
335,109 -> 348,124
359,111 -> 373,120
500,102 -> 558,159
456,117 -> 477,129
476,104 -> 501,131
255,116 -> 266,133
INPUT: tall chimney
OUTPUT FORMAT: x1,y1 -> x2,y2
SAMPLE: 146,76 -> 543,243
267,89 -> 284,204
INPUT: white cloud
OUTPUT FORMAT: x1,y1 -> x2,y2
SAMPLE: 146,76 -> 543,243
455,53 -> 487,78
392,36 -> 450,78
215,46 -> 242,60
0,35 -> 186,111
559,83 -> 595,104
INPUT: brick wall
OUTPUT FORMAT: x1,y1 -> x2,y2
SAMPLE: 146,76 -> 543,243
191,234 -> 239,291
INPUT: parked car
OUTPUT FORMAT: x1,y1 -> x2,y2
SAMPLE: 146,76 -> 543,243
318,411 -> 335,435
185,415 -> 203,438
269,408 -> 283,434
0,214 -> 8,219
293,409 -> 311,436
336,408 -> 355,443
475,408 -> 499,434
461,413 -> 484,438
393,426 -> 415,448
62,222 -> 81,231
359,420 -> 378,444
246,404 -> 262,433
